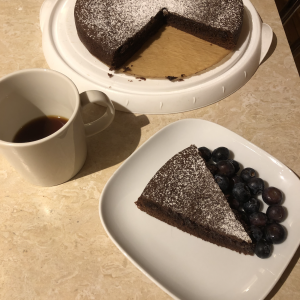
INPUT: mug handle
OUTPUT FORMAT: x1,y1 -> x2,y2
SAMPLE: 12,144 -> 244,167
80,90 -> 115,137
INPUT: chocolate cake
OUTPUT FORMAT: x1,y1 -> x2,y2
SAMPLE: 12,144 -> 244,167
74,0 -> 244,69
135,145 -> 255,255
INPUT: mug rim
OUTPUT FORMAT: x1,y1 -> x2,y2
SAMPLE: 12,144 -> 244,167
0,68 -> 80,147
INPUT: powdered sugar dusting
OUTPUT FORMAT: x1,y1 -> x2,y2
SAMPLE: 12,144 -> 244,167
74,0 -> 243,51
142,145 -> 252,243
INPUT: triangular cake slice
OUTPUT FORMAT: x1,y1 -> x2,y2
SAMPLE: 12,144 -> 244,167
135,145 -> 254,255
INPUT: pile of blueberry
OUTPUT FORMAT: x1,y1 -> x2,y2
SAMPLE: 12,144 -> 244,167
198,146 -> 286,259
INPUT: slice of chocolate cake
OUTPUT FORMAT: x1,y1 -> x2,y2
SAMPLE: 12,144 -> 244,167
135,145 -> 255,255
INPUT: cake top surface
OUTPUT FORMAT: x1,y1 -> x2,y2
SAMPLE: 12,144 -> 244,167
141,145 -> 251,243
74,0 -> 244,52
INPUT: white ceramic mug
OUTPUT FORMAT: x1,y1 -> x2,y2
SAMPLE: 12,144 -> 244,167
0,69 -> 115,186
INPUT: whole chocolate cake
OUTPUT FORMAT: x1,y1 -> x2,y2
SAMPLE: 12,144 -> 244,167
74,0 -> 244,69
135,145 -> 255,255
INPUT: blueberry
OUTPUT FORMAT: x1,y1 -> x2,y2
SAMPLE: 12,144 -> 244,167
250,225 -> 264,242
198,147 -> 211,161
264,223 -> 285,244
243,198 -> 260,214
247,178 -> 264,195
217,160 -> 235,177
231,175 -> 243,185
249,212 -> 268,227
240,168 -> 256,182
211,147 -> 229,163
255,240 -> 272,259
262,187 -> 283,205
238,210 -> 250,225
232,182 -> 251,203
227,196 -> 240,209
214,174 -> 230,192
266,205 -> 286,222
228,159 -> 240,173
205,162 -> 218,176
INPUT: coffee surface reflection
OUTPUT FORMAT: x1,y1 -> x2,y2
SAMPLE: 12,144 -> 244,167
13,116 -> 69,143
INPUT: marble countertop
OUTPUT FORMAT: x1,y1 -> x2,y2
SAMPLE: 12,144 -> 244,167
1,0 -> 300,299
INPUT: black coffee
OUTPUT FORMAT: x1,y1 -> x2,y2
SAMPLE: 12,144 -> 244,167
13,115 -> 69,143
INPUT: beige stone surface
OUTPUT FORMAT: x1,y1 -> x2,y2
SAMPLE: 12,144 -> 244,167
0,0 -> 300,299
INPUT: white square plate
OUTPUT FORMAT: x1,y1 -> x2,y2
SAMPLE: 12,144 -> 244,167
99,119 -> 300,300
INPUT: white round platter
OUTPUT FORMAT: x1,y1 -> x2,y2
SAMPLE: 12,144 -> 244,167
40,0 -> 273,114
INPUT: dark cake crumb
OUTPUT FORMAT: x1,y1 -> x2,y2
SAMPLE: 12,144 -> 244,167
123,66 -> 132,72
136,77 -> 146,81
166,76 -> 178,81
108,73 -> 113,78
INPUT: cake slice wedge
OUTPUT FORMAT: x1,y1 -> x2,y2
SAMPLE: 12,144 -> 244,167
135,145 -> 255,255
